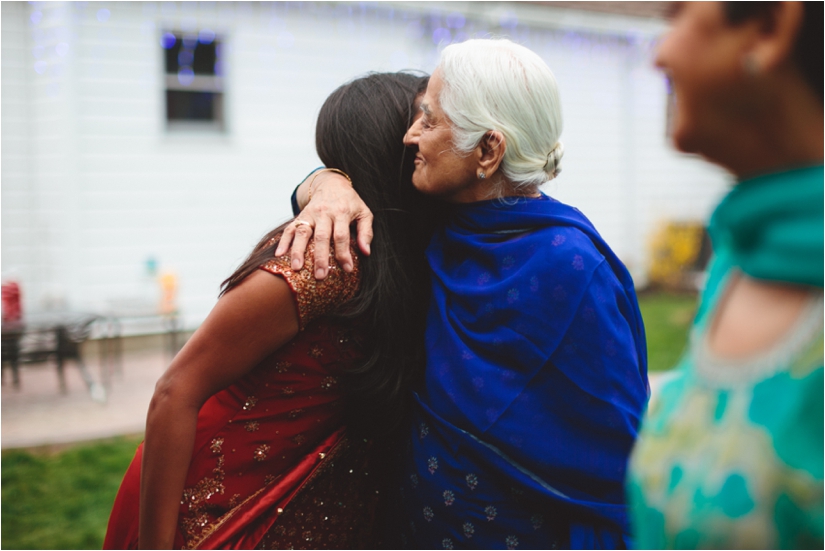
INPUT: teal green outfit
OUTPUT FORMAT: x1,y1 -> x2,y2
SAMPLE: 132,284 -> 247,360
628,165 -> 824,549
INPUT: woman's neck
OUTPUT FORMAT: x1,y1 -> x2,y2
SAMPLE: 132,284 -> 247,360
713,79 -> 824,180
488,179 -> 541,201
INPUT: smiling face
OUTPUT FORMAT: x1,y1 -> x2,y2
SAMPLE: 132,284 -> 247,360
655,2 -> 757,158
403,70 -> 487,203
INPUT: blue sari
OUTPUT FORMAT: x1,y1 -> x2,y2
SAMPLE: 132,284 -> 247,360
397,194 -> 648,549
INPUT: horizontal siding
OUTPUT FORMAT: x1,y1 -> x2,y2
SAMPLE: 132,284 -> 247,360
2,0 -> 728,328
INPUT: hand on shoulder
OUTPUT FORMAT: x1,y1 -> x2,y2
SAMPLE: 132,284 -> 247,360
276,171 -> 373,280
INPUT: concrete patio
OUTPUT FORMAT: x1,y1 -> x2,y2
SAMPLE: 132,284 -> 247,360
1,336 -> 175,450
1,336 -> 676,450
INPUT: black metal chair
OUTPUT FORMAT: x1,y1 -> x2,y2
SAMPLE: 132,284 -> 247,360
1,313 -> 106,402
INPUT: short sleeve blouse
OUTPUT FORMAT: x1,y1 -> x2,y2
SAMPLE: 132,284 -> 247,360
260,240 -> 360,329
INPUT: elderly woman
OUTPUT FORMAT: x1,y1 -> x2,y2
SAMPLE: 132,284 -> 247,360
281,39 -> 648,548
627,2 -> 823,549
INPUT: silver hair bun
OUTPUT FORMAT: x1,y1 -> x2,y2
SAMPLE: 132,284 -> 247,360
544,141 -> 564,179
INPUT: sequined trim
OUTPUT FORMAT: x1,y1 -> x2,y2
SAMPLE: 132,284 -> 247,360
259,241 -> 361,330
191,436 -> 355,550
256,435 -> 378,550
254,444 -> 271,461
180,455 -> 227,545
188,481 -> 271,549
243,396 -> 258,411
320,376 -> 338,391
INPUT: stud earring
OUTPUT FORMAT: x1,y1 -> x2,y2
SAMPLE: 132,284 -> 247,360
478,172 -> 486,180
742,54 -> 759,76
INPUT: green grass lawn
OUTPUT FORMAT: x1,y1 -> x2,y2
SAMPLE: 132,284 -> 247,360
0,292 -> 697,549
638,290 -> 698,372
1,435 -> 143,550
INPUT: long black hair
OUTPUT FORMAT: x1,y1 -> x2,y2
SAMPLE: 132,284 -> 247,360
221,72 -> 442,437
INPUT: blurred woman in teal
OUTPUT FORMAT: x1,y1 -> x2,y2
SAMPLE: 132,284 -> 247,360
627,2 -> 823,548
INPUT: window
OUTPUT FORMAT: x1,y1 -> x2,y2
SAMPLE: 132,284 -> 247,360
162,30 -> 224,130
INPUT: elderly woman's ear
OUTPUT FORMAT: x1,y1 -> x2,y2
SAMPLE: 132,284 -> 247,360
476,131 -> 506,180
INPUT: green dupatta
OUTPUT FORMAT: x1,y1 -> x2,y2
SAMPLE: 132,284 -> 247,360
708,165 -> 824,288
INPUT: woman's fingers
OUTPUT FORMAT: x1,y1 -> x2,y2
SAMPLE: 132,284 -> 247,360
274,222 -> 295,257
290,220 -> 315,271
331,211 -> 356,272
311,217 -> 333,279
355,210 -> 374,257
282,171 -> 375,279
274,218 -> 315,271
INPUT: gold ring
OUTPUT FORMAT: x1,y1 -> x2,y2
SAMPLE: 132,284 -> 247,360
294,220 -> 312,228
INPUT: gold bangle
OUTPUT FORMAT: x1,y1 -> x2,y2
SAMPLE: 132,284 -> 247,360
307,168 -> 352,203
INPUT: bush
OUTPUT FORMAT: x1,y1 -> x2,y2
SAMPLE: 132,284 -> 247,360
648,221 -> 709,291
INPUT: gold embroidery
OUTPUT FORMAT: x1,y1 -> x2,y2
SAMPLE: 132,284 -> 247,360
189,484 -> 271,549
259,241 -> 361,330
254,444 -> 271,461
243,396 -> 258,411
245,421 -> 260,432
320,376 -> 338,391
210,438 -> 223,455
180,455 -> 226,545
256,435 -> 378,550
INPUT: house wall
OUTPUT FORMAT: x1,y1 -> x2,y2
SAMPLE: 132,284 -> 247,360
1,1 -> 731,331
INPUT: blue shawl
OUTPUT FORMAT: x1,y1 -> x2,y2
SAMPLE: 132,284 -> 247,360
401,194 -> 648,549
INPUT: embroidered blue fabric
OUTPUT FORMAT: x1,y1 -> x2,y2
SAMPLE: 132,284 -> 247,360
397,194 -> 649,550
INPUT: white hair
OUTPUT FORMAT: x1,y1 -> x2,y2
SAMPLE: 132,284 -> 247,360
438,38 -> 564,195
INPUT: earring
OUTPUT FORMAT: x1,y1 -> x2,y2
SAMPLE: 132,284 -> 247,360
478,172 -> 486,180
742,54 -> 759,76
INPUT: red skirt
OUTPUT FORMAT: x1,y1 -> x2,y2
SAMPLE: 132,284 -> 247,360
104,318 -> 380,550
104,427 -> 381,549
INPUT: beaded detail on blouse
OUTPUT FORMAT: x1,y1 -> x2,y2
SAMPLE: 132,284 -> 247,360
173,242 -> 366,549
261,241 -> 360,330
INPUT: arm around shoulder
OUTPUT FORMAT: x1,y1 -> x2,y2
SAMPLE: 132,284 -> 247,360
276,169 -> 373,279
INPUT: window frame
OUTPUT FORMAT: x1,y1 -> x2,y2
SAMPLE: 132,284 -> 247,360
162,30 -> 226,133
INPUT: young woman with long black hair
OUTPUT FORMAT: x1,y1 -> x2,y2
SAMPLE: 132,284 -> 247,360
104,72 -> 439,550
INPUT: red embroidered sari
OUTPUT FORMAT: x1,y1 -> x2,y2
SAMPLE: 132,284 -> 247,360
104,247 -> 381,549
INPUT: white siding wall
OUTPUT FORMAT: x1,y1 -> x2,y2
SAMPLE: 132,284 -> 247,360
1,1 -> 731,331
